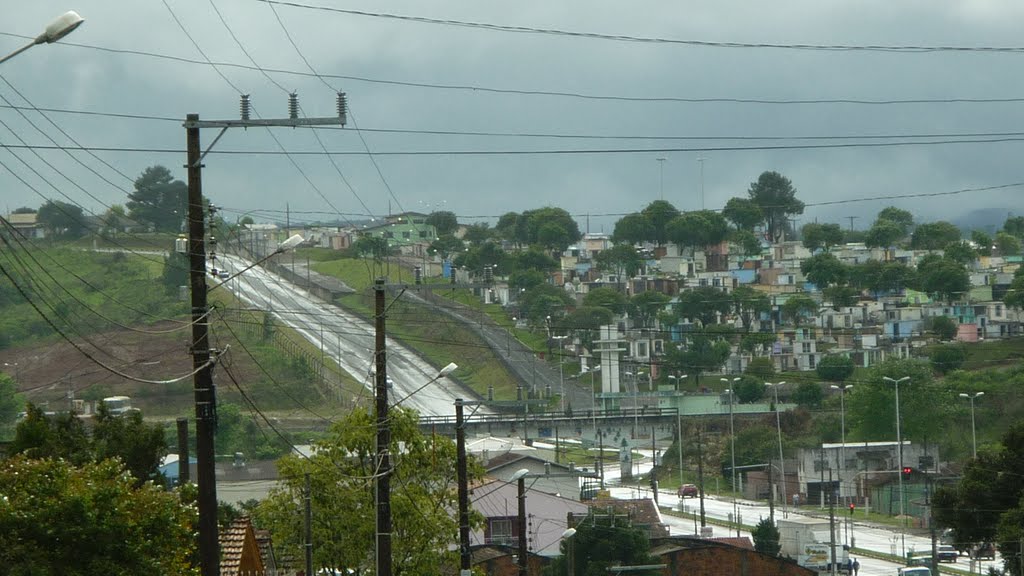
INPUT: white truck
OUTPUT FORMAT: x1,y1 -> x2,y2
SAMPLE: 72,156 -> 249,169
778,517 -> 849,573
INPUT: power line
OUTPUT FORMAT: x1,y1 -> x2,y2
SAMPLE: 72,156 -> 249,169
9,135 -> 1024,156
256,0 -> 1024,54
6,33 -> 1024,107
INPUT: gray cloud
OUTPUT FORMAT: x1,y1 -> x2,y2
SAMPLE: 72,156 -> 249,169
2,0 -> 1022,233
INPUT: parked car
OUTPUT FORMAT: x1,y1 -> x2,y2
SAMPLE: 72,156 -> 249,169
937,545 -> 958,562
678,484 -> 699,498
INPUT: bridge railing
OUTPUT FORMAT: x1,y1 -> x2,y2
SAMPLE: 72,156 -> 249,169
417,406 -> 681,426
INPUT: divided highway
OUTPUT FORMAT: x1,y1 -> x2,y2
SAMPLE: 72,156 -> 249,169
219,255 -> 490,417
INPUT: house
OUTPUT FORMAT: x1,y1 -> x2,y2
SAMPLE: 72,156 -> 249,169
574,497 -> 669,539
220,516 -> 267,576
357,212 -> 437,247
5,212 -> 44,239
470,479 -> 589,556
794,441 -> 939,509
650,536 -> 813,576
481,451 -> 592,501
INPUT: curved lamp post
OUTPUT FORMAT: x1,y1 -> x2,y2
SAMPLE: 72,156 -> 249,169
766,381 -> 788,516
958,392 -> 984,458
721,378 -> 740,536
883,375 -> 910,556
1,11 -> 84,64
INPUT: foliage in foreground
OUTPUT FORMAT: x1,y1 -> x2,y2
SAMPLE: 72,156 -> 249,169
254,406 -> 475,574
0,456 -> 197,576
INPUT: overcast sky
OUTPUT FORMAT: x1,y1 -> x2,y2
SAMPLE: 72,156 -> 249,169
3,1 -> 1023,234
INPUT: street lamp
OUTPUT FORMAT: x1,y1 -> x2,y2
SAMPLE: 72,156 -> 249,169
830,384 -> 853,503
552,335 -> 568,411
883,375 -> 910,552
580,364 -> 601,433
668,373 -> 688,391
721,379 -> 740,536
766,381 -> 788,516
1,11 -> 84,65
561,528 -> 578,576
959,392 -> 984,459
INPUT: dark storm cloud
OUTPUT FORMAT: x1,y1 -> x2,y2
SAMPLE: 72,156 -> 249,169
2,1 -> 1022,231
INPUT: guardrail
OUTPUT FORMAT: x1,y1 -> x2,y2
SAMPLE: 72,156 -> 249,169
417,406 -> 682,426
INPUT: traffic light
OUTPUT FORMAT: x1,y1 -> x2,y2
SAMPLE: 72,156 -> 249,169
902,466 -> 914,475
849,503 -> 855,515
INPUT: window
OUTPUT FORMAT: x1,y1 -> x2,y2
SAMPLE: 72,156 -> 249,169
402,231 -> 411,239
808,354 -> 816,369
637,342 -> 648,358
383,231 -> 394,239
488,517 -> 515,545
802,342 -> 812,353
419,230 -> 429,238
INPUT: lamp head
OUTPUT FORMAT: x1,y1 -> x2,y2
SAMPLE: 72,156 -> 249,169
277,234 -> 304,252
561,528 -> 577,539
438,362 -> 458,377
510,468 -> 530,481
38,11 -> 84,44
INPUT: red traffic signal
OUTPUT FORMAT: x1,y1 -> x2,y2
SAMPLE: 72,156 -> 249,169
902,466 -> 913,475
848,503 -> 855,515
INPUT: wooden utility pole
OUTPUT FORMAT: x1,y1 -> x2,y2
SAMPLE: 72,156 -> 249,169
456,399 -> 472,576
186,113 -> 219,576
374,278 -> 392,576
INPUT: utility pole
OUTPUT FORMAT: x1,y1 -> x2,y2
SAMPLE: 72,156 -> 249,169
697,426 -> 706,528
650,433 -> 658,506
456,399 -> 472,576
186,113 -> 219,576
768,456 -> 775,523
829,468 -> 837,576
304,472 -> 313,576
517,476 -> 528,576
184,94 -> 347,576
846,216 -> 859,232
176,417 -> 190,485
374,278 -> 392,576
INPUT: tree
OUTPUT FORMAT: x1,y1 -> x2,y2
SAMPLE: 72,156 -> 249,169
844,358 -> 953,444
933,422 -> 1024,567
628,291 -> 670,328
732,285 -> 770,331
730,229 -> 764,257
666,210 -> 730,255
722,197 -> 764,231
583,287 -> 627,315
160,251 -> 190,293
781,293 -> 818,325
495,211 -> 526,246
36,200 -> 86,238
734,376 -> 766,403
665,336 -> 731,387
801,222 -> 844,252
675,287 -> 732,327
745,357 -> 776,380
520,207 -> 582,252
0,373 -> 24,429
425,210 -> 458,236
126,165 -> 187,233
255,407 -> 469,574
549,516 -> 655,576
816,355 -> 855,383
995,231 -> 1022,256
594,243 -> 642,278
462,222 -> 493,245
0,456 -> 196,575
752,517 -> 781,556
792,381 -> 824,408
747,171 -> 804,242
563,306 -> 614,350
518,283 -> 573,323
929,315 -> 958,340
1006,268 -> 1024,310
800,253 -> 849,288
513,249 -> 559,273
920,258 -> 970,303
10,403 -> 167,485
822,285 -> 860,309
876,206 -> 914,235
930,344 -> 967,374
351,235 -> 394,261
740,332 -> 777,356
971,230 -> 993,256
611,213 -> 655,246
640,200 -> 681,246
911,221 -> 962,250
853,260 -> 915,295
944,241 -> 977,265
428,235 -> 465,260
864,220 -> 905,249
1003,215 -> 1024,238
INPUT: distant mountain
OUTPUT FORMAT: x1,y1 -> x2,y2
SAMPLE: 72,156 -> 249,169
951,208 -> 1013,234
